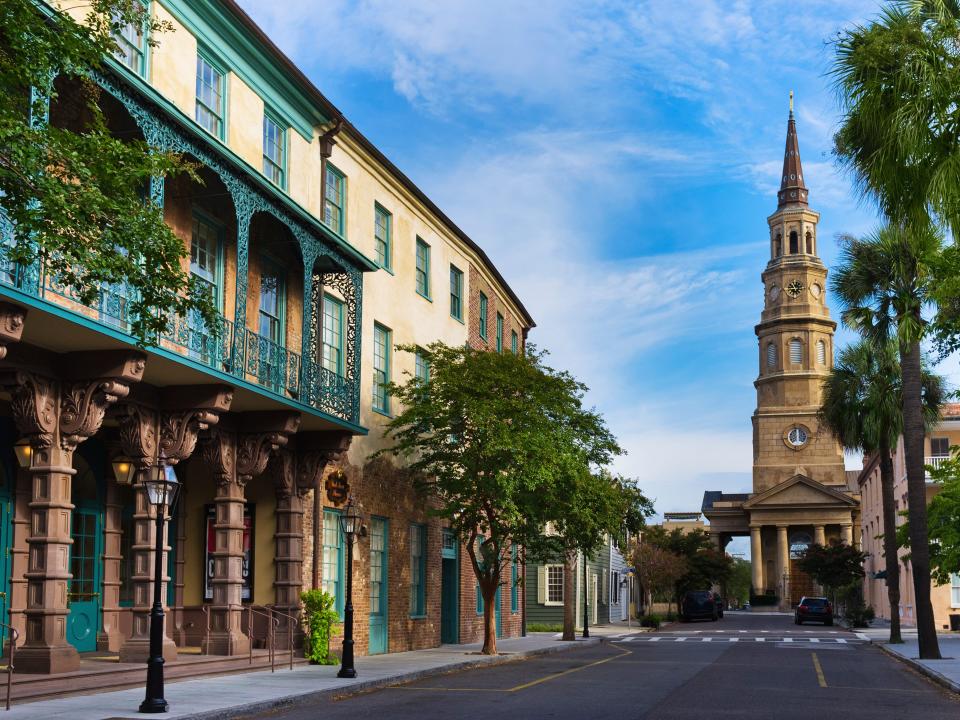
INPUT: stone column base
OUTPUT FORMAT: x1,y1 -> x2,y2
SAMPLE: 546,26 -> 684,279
202,630 -> 250,656
17,643 -> 80,674
118,634 -> 178,663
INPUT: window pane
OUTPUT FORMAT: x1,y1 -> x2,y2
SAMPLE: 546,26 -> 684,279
479,293 -> 487,338
324,168 -> 344,234
496,313 -> 503,352
416,239 -> 430,297
450,266 -> 463,319
195,55 -> 224,137
112,9 -> 146,75
511,331 -> 518,354
415,350 -> 430,383
547,566 -> 563,603
373,324 -> 390,413
262,115 -> 285,187
322,295 -> 344,376
375,206 -> 391,269
322,510 -> 343,616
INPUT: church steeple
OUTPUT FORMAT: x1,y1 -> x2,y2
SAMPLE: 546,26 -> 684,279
777,91 -> 808,208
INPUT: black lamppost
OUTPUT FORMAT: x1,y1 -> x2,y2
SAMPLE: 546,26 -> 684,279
139,453 -> 180,714
582,556 -> 590,639
337,497 -> 363,679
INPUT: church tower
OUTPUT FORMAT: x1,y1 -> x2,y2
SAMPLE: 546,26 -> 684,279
752,94 -> 846,493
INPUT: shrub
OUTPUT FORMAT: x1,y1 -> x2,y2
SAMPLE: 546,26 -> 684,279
300,589 -> 341,665
527,623 -> 563,632
640,614 -> 662,629
844,603 -> 875,628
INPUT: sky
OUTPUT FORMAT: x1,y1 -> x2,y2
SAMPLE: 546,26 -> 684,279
235,0 -> 948,553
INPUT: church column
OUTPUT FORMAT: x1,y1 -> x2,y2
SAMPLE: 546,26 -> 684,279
777,526 -> 790,606
750,526 -> 764,593
840,523 -> 853,546
813,524 -> 825,546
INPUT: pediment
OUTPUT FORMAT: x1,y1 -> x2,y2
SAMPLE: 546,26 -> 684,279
743,474 -> 857,509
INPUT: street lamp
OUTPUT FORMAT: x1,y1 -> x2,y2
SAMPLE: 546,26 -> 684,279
13,438 -> 31,469
139,452 -> 180,714
337,496 -> 363,679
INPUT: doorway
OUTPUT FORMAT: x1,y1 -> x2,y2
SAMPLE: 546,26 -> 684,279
368,517 -> 388,655
67,450 -> 104,653
440,530 -> 458,644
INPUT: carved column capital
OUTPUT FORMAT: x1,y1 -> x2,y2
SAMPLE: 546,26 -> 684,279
117,403 -> 159,470
202,429 -> 237,489
236,411 -> 300,484
0,301 -> 26,360
294,431 -> 352,497
1,369 -> 58,448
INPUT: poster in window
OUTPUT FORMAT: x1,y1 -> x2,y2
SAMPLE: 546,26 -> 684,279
203,503 -> 254,602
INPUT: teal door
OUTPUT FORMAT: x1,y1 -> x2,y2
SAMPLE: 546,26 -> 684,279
368,517 -> 388,655
440,530 -> 458,644
67,508 -> 102,652
495,586 -> 502,638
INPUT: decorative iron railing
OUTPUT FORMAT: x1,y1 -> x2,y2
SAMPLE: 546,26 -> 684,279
0,256 -> 358,424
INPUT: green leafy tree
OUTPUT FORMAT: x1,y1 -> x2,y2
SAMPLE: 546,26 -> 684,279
644,526 -> 732,606
0,0 -> 215,344
379,343 -> 622,655
819,338 -> 945,642
725,558 -> 752,607
796,542 -> 868,612
631,542 -> 688,615
830,223 -> 948,658
896,451 -> 960,586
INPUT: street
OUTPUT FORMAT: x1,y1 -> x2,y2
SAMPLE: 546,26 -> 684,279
258,613 -> 959,720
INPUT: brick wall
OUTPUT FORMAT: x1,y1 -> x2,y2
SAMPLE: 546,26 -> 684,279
467,264 -> 525,353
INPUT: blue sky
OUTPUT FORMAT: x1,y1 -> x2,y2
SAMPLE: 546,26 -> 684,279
238,0 -> 939,541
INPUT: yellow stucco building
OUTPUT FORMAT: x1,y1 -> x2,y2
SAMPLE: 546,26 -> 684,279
702,99 -> 860,609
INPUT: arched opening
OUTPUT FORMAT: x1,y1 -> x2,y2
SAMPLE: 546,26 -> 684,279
816,340 -> 827,365
805,231 -> 813,254
789,231 -> 799,254
774,233 -> 782,258
248,212 -> 304,395
766,342 -> 777,368
789,338 -> 803,364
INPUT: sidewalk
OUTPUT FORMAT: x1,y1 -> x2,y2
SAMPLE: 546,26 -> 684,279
3,634 -> 601,720
863,628 -> 960,695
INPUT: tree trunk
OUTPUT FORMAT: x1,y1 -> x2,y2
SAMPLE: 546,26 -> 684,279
481,582 -> 497,655
562,550 -> 576,641
878,444 -> 903,644
900,339 -> 941,659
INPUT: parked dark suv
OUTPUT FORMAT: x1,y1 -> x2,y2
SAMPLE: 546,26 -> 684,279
680,590 -> 718,622
795,596 -> 833,626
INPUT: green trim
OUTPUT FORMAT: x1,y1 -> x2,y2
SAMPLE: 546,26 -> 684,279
322,508 -> 345,620
158,0 -> 327,140
510,544 -> 519,613
195,47 -> 227,141
0,285 -> 368,434
511,330 -> 518,354
415,237 -> 431,300
262,108 -> 287,190
324,163 -> 346,238
321,293 -> 345,377
496,313 -> 504,353
372,322 -> 391,416
374,203 -> 392,271
409,523 -> 427,617
478,292 -> 488,341
449,264 -> 464,321
98,56 -> 377,272
257,253 -> 286,347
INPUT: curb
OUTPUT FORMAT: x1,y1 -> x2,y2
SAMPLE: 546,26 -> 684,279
876,644 -> 960,696
177,638 -> 604,720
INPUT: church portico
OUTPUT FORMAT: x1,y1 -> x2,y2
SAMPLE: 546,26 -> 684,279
703,96 -> 861,609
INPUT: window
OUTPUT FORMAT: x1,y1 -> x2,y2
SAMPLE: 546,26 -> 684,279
324,165 -> 345,236
415,348 -> 430,383
511,330 -> 519,354
409,524 -> 426,616
189,215 -> 222,362
195,53 -> 225,139
788,426 -> 808,447
510,545 -> 519,613
767,342 -> 777,367
374,204 -> 392,270
478,293 -> 488,340
789,230 -> 799,254
321,295 -> 344,376
806,231 -> 814,254
258,261 -> 284,344
450,265 -> 464,321
262,113 -> 286,188
322,509 -> 344,618
415,238 -> 430,298
373,323 -> 391,414
931,437 -> 950,458
816,339 -> 826,365
774,233 -> 782,257
951,573 -> 960,608
789,338 -> 802,364
545,564 -> 563,605
496,313 -> 504,353
476,583 -> 484,615
112,3 -> 148,76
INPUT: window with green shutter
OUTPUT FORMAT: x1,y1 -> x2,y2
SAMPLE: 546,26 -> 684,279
415,238 -> 431,298
409,524 -> 426,616
478,293 -> 488,340
322,509 -> 344,619
324,165 -> 346,236
450,265 -> 463,321
373,323 -> 391,414
511,330 -> 519,354
195,52 -> 225,139
496,313 -> 504,352
374,204 -> 392,270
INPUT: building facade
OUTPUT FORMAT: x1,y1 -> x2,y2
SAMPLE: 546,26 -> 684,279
702,98 -> 860,610
859,407 -> 960,630
0,0 -> 532,674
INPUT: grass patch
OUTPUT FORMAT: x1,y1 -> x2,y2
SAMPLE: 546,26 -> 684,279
527,623 -> 563,632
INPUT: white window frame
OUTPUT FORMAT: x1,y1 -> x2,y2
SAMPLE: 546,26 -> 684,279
544,564 -> 564,606
951,572 -> 960,609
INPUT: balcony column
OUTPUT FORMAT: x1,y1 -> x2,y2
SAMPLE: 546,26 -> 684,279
300,252 -> 318,405
750,526 -> 763,594
232,205 -> 253,375
0,351 -> 145,673
117,387 -> 233,663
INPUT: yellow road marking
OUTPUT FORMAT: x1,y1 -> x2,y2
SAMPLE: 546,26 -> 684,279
812,652 -> 827,688
390,646 -> 633,694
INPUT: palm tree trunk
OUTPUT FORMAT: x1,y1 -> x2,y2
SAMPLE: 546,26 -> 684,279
561,550 -> 576,641
879,443 -> 902,644
901,339 -> 941,659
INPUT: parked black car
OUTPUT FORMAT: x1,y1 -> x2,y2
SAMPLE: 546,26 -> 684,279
680,590 -> 719,622
795,596 -> 833,625
713,593 -> 724,618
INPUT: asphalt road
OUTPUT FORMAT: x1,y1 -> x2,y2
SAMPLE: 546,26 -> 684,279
258,612 -> 959,720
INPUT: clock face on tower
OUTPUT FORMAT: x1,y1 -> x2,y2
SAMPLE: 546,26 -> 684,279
786,280 -> 805,298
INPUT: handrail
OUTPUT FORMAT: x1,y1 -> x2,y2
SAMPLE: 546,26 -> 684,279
201,604 -> 299,672
248,605 -> 301,672
0,622 -> 18,711
241,605 -> 280,672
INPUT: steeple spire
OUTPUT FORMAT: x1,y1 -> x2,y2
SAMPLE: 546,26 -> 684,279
778,91 -> 808,207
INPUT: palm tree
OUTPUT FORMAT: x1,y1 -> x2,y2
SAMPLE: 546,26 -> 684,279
831,223 -> 945,659
820,339 -> 946,644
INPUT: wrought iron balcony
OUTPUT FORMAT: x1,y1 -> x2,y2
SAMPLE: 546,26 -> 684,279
0,255 -> 359,425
